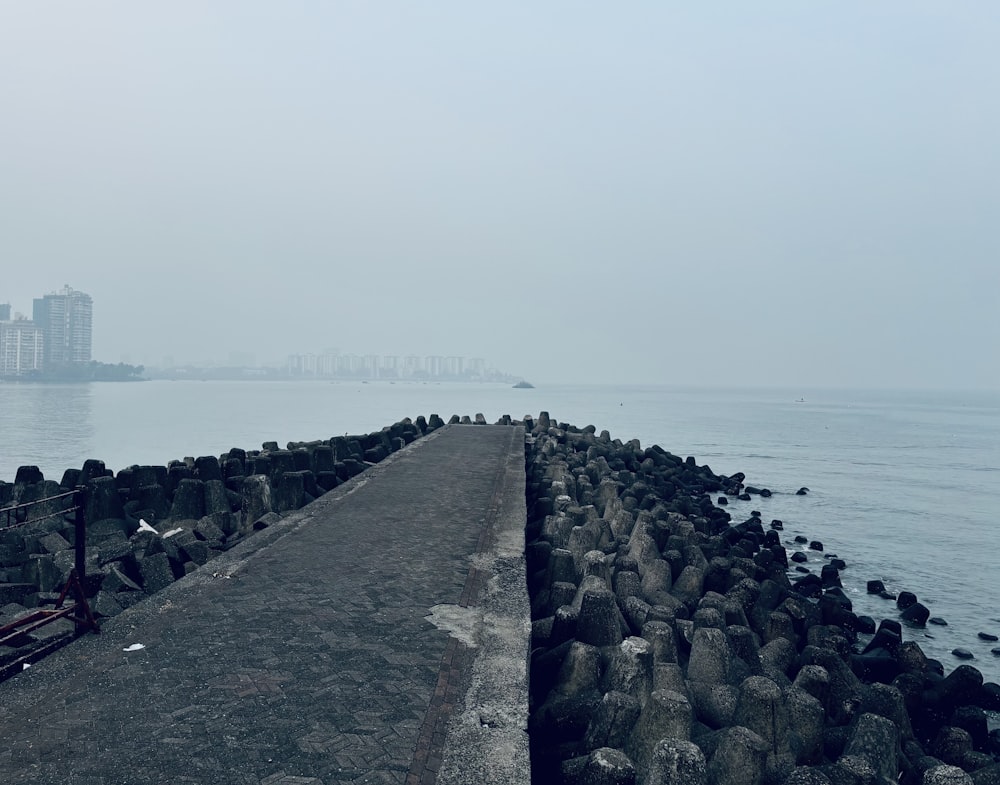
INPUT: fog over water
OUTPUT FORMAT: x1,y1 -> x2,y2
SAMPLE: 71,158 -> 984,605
1,3 -> 998,389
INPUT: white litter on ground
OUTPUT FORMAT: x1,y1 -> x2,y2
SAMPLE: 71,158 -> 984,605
162,528 -> 184,538
123,643 -> 146,652
137,519 -> 158,534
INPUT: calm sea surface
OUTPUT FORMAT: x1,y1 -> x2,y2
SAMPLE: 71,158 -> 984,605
1,380 -> 998,684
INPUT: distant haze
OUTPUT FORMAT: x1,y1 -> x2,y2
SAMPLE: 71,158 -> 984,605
2,3 -> 997,389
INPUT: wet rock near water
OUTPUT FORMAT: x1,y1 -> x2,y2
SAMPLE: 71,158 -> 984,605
523,413 -> 1000,785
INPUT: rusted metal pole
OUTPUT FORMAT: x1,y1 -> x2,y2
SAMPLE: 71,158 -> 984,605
73,486 -> 86,589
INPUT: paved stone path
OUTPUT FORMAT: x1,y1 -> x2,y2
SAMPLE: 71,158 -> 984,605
0,425 -> 529,785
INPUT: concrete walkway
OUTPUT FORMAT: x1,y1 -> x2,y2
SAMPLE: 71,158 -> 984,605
0,425 -> 530,785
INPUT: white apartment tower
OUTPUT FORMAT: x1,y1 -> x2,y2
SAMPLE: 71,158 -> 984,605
0,318 -> 45,376
32,285 -> 93,367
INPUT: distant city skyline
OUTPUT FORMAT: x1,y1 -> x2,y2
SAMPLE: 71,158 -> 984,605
284,351 -> 514,381
0,285 -> 92,377
148,350 -> 518,382
3,288 -> 519,380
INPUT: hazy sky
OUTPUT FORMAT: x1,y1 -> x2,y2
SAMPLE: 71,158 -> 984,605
2,3 -> 997,388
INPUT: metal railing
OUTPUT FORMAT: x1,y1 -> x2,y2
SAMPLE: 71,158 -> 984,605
0,487 -> 99,676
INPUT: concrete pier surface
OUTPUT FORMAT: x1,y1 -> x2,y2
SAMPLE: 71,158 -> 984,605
0,425 -> 530,785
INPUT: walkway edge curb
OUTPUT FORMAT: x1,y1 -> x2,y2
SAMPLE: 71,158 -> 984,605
436,425 -> 531,785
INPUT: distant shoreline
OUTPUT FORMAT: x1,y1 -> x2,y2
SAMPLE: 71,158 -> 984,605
0,376 -> 517,385
0,377 -> 148,384
143,374 -> 519,384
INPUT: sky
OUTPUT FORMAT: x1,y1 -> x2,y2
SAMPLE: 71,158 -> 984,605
1,2 -> 998,389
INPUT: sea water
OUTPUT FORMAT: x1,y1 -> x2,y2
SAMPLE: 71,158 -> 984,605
1,380 -> 998,684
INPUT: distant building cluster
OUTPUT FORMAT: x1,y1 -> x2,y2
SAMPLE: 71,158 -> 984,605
285,352 -> 508,381
0,286 -> 93,377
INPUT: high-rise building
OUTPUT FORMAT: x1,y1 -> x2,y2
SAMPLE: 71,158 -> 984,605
425,355 -> 444,377
0,303 -> 11,321
444,356 -> 464,377
0,318 -> 45,376
403,355 -> 423,377
32,286 -> 93,367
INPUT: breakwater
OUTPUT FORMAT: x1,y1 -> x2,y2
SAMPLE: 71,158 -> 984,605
523,413 -> 1000,785
3,410 -> 999,784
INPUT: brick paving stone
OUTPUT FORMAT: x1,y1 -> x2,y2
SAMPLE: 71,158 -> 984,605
0,425 -> 522,785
